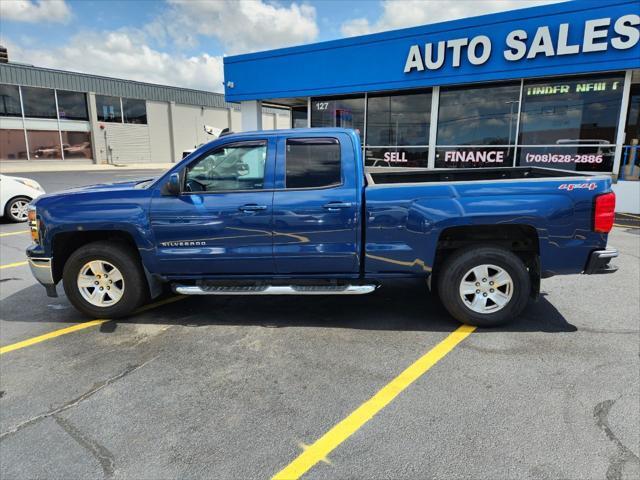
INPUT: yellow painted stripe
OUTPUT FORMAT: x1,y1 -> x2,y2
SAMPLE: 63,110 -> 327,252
0,261 -> 28,270
617,212 -> 640,220
0,230 -> 28,238
0,320 -> 108,355
0,295 -> 185,355
272,324 -> 476,480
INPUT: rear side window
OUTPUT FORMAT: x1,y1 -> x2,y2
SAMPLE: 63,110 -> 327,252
285,138 -> 341,189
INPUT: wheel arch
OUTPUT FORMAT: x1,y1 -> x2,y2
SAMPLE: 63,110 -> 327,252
51,230 -> 141,284
433,224 -> 541,299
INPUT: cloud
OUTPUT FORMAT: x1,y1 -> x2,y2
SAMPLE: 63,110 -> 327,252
341,0 -> 566,37
160,0 -> 319,54
0,0 -> 319,92
3,32 -> 224,92
0,0 -> 71,23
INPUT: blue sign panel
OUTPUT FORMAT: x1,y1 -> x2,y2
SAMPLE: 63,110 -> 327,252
223,0 -> 640,102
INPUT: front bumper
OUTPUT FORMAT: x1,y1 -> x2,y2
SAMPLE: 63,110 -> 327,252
28,257 -> 58,297
584,248 -> 618,274
28,257 -> 54,284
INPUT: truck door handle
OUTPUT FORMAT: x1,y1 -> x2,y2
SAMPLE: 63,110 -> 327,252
239,204 -> 267,212
323,202 -> 352,211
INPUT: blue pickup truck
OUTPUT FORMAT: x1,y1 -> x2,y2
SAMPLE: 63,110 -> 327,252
27,128 -> 618,326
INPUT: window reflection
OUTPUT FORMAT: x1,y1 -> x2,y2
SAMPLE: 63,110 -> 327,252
27,130 -> 62,159
61,131 -> 92,159
22,87 -> 57,119
0,129 -> 28,160
519,74 -> 624,145
57,90 -> 88,121
292,106 -> 308,128
286,138 -> 341,188
122,98 -> 147,124
437,83 -> 520,145
96,95 -> 122,122
0,84 -> 22,117
367,91 -> 431,146
311,96 -> 364,136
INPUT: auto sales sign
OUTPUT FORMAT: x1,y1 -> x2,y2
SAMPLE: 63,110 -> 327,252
404,14 -> 639,73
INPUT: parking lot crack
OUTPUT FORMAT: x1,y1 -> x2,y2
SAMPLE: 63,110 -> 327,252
53,414 -> 115,479
593,399 -> 640,480
0,357 -> 157,442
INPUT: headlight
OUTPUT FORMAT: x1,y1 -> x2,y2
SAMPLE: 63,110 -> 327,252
28,207 -> 40,243
15,178 -> 44,192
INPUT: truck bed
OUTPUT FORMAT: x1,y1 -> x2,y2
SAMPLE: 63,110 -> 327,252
367,166 -> 602,185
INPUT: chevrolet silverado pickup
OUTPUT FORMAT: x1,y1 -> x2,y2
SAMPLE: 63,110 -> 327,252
27,128 -> 618,326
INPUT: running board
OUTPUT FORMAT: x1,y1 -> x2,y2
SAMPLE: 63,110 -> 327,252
172,284 -> 377,295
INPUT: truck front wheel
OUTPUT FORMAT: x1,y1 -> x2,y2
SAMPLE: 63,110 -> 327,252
437,246 -> 531,327
62,241 -> 148,318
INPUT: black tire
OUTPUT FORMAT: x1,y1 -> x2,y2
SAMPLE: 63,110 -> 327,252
63,241 -> 148,318
437,245 -> 531,327
4,196 -> 31,223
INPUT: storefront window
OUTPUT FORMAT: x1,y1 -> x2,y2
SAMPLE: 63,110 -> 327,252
57,90 -> 88,121
21,87 -> 57,119
366,90 -> 431,146
0,129 -> 28,160
619,82 -> 640,180
122,98 -> 147,124
517,73 -> 625,172
27,130 -> 62,160
435,82 -> 520,169
311,96 -> 364,136
292,106 -> 308,128
519,73 -> 624,145
96,95 -> 122,122
438,83 -> 520,146
61,131 -> 92,159
0,85 -> 22,117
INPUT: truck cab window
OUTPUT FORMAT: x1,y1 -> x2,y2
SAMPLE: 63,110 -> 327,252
285,138 -> 341,189
185,142 -> 267,192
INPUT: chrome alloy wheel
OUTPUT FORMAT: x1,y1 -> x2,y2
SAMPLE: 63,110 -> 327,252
459,264 -> 514,314
9,199 -> 30,221
77,261 -> 125,307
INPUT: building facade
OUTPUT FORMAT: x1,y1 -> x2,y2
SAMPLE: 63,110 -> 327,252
0,63 -> 290,165
224,0 -> 640,212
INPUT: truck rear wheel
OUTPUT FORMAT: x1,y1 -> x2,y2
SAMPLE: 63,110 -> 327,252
437,246 -> 530,327
63,241 -> 148,318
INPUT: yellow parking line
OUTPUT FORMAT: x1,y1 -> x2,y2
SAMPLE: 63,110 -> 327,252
0,261 -> 28,270
0,295 -> 185,355
0,230 -> 28,238
272,324 -> 476,480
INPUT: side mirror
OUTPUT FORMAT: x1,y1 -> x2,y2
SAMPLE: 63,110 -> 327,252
204,125 -> 222,137
166,172 -> 181,195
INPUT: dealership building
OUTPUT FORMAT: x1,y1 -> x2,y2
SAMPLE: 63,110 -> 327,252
0,63 -> 290,166
224,0 -> 640,212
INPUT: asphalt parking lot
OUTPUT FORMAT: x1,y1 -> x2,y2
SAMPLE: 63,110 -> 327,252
1,171 -> 639,480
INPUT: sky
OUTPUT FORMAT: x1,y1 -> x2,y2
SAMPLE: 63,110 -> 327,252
0,0 -> 566,93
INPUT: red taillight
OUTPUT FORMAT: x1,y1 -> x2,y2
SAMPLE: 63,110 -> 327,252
594,192 -> 616,233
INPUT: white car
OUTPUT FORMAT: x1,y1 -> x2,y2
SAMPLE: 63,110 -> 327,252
0,174 -> 45,222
